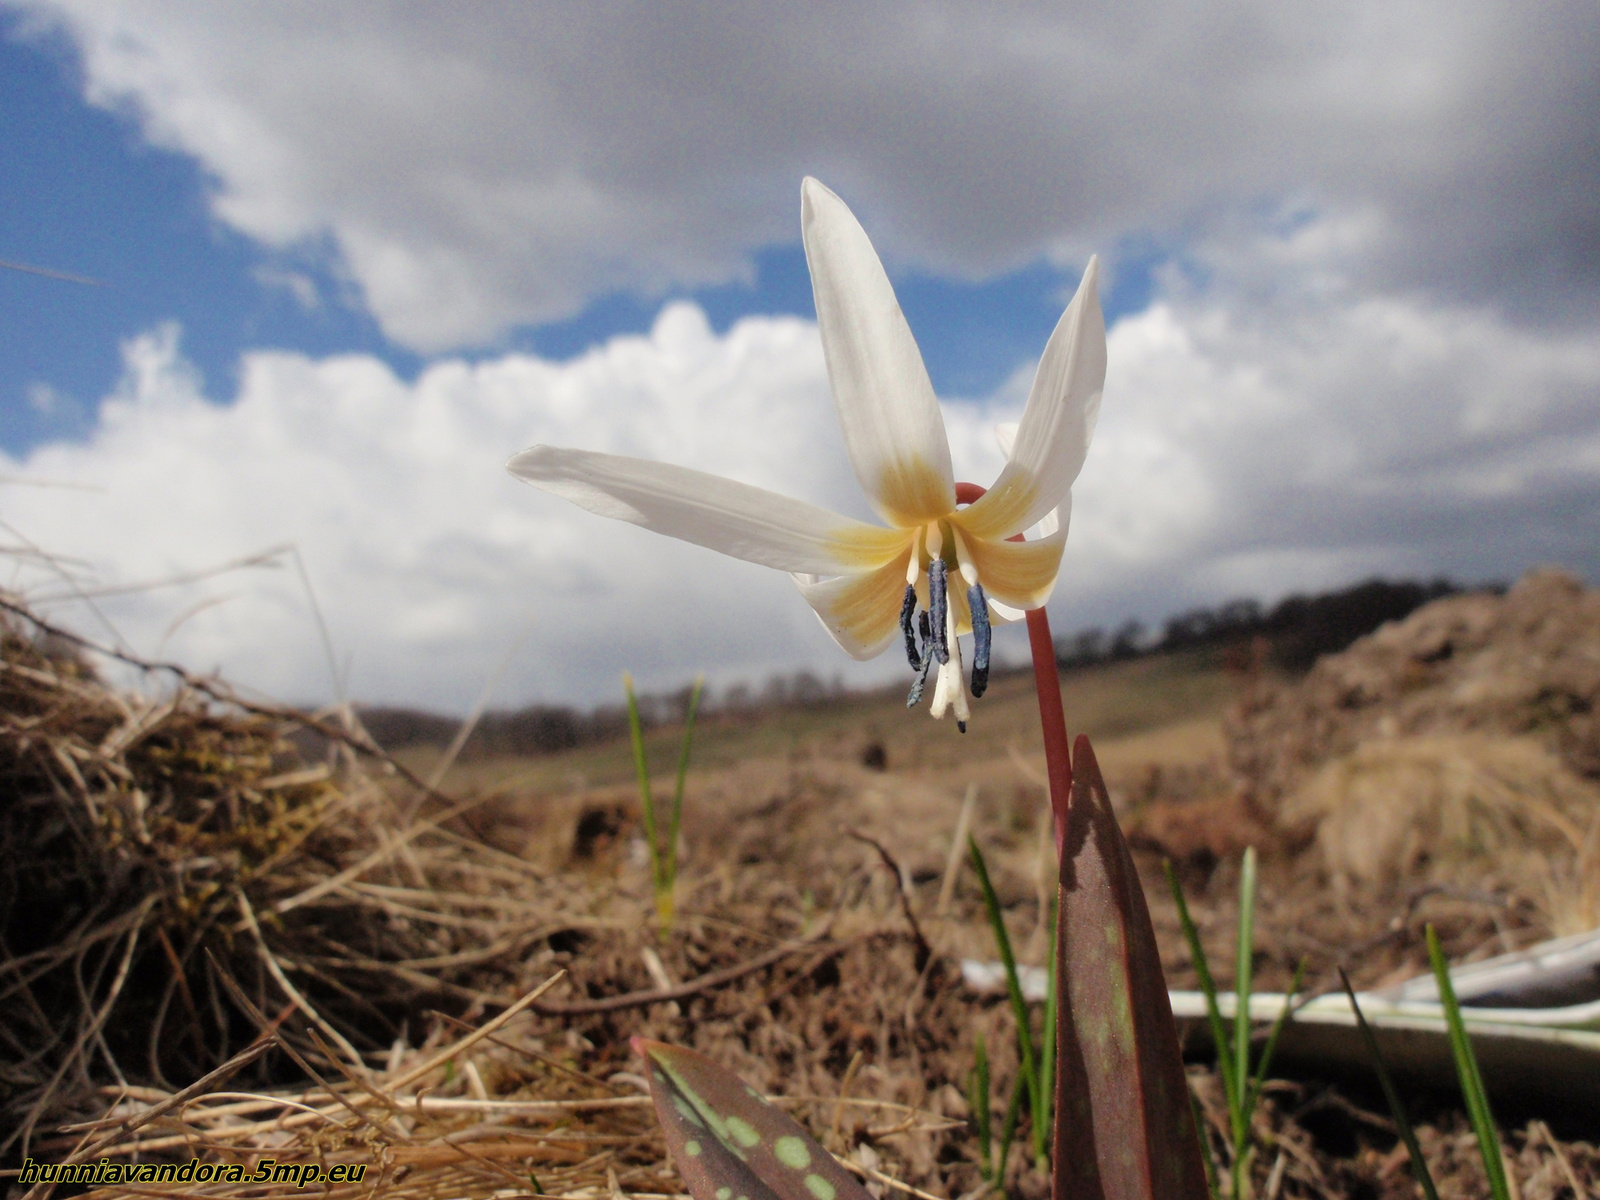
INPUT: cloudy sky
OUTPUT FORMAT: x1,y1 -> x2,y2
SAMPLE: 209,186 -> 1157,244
1,2 -> 1597,713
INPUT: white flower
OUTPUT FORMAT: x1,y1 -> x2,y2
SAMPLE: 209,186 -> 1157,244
509,178 -> 1104,726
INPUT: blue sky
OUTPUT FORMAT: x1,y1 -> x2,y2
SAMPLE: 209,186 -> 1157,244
1,21 -> 1160,457
0,26 -> 395,448
0,3 -> 1595,711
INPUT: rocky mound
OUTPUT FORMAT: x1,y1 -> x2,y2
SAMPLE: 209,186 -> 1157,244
1229,568 -> 1600,799
1225,569 -> 1600,927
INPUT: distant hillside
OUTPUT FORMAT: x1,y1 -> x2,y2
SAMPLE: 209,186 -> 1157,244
359,575 -> 1485,756
1055,576 -> 1472,673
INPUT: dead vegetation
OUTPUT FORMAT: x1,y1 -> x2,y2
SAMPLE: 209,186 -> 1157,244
1226,567 -> 1600,943
0,596 -> 594,1157
4,571 -> 1600,1200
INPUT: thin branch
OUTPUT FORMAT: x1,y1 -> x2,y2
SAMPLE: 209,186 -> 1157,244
531,934 -> 860,1017
848,830 -> 932,972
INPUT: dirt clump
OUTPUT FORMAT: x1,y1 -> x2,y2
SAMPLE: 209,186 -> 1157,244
1225,568 -> 1600,932
1229,568 -> 1600,802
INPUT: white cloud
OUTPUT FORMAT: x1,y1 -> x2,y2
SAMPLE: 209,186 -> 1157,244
0,307 -> 907,709
251,265 -> 320,311
1065,285 -> 1600,623
3,261 -> 1597,712
12,1 -> 1598,349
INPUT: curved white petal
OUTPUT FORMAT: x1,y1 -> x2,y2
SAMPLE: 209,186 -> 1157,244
508,445 -> 906,575
958,523 -> 1069,611
989,597 -> 1026,623
1010,256 -> 1105,519
1037,489 -> 1069,539
791,548 -> 912,660
994,422 -> 1019,458
966,258 -> 1105,539
802,177 -> 955,527
959,435 -> 1066,543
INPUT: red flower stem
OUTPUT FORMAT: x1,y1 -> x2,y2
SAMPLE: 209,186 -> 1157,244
1026,605 -> 1073,858
955,481 -> 1074,852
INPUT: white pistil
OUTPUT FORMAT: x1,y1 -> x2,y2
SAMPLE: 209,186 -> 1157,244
948,600 -> 970,726
928,598 -> 968,723
925,520 -> 943,560
930,651 -> 951,717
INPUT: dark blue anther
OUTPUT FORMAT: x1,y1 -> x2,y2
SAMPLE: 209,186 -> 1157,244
927,559 -> 949,664
899,584 -> 919,669
968,583 -> 991,698
906,641 -> 935,707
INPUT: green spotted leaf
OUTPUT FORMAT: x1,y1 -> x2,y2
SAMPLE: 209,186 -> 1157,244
1052,736 -> 1210,1200
634,1039 -> 873,1200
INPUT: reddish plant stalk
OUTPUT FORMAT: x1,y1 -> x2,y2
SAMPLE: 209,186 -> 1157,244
1026,605 -> 1074,857
955,480 -> 1074,847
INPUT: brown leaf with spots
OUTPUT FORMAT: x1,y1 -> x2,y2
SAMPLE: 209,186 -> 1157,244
633,1038 -> 874,1200
1051,736 -> 1210,1200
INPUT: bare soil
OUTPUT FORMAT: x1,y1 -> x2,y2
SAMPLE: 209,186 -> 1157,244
364,569 -> 1600,1198
9,570 -> 1600,1200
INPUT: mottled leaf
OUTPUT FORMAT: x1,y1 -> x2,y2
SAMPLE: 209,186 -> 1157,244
634,1038 -> 874,1200
1052,736 -> 1210,1200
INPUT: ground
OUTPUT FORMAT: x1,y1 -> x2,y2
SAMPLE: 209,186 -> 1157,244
8,576 -> 1599,1199
374,604 -> 1595,1199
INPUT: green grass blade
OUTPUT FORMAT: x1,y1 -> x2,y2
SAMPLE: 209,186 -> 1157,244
1190,1089 -> 1221,1200
624,673 -> 663,902
968,837 -> 1042,1159
997,1065 -> 1025,1188
662,673 -> 704,911
1243,958 -> 1304,1120
1165,860 -> 1237,1114
1337,969 -> 1441,1200
1037,901 -> 1057,1165
970,1033 -> 993,1179
1427,926 -> 1511,1200
1232,846 -> 1257,1135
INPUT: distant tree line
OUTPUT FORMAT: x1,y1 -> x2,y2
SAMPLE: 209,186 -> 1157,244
1053,576 -> 1468,674
357,576 -> 1479,756
357,669 -> 849,756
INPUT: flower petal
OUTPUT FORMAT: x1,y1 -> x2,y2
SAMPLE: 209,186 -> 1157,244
989,597 -> 1026,623
957,525 -> 1068,612
509,445 -> 908,575
1037,489 -> 1069,539
802,177 -> 955,526
792,546 -> 914,660
960,258 -> 1104,540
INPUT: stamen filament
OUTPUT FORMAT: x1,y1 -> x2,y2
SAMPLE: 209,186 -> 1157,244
906,639 -> 934,707
968,583 -> 991,697
899,584 -> 919,669
928,559 -> 949,664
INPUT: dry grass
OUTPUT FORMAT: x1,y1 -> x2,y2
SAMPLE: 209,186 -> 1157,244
0,595 -> 600,1159
1282,734 -> 1600,934
400,649 -> 1241,804
5,590 -> 1599,1200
